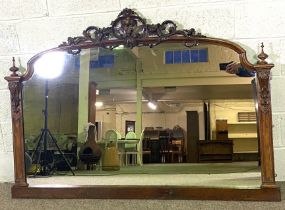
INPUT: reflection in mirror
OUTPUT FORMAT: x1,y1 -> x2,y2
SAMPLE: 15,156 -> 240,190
23,43 -> 260,188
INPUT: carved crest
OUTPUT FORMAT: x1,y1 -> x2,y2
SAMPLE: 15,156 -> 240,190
60,8 -> 205,53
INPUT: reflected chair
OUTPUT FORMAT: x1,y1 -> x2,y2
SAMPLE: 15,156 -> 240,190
171,125 -> 185,163
104,130 -> 121,146
142,129 -> 160,163
159,129 -> 172,163
125,131 -> 138,166
141,130 -> 151,163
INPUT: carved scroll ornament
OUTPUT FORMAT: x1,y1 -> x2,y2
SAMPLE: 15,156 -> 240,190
60,8 -> 204,53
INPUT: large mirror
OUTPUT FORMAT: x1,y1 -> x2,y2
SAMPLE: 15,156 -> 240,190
23,44 -> 259,187
6,8 -> 280,200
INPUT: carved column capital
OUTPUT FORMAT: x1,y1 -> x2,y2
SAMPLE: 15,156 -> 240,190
254,43 -> 274,115
256,69 -> 271,80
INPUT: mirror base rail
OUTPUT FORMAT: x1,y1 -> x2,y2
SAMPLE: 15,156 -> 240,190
11,185 -> 281,201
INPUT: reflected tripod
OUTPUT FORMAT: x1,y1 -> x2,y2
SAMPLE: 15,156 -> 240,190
31,81 -> 75,176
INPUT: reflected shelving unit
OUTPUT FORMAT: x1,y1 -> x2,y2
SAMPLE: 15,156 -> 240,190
228,121 -> 259,161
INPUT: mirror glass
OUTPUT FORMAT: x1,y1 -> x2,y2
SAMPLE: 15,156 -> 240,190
23,43 -> 261,188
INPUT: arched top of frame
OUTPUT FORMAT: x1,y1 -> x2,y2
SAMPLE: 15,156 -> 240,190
9,8 -> 272,82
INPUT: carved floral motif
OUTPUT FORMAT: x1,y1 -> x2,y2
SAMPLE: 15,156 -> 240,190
60,8 -> 205,53
259,86 -> 270,113
8,82 -> 22,120
256,69 -> 271,113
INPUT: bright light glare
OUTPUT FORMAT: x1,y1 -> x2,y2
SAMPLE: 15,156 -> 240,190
115,45 -> 124,49
34,52 -> 66,79
95,101 -> 103,107
147,101 -> 157,110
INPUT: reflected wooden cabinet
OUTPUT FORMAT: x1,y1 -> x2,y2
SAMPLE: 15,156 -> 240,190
198,119 -> 233,162
199,140 -> 233,162
216,119 -> 228,140
228,122 -> 259,161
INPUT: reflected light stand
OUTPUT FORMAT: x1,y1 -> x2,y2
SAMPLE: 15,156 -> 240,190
31,81 -> 75,176
31,52 -> 75,176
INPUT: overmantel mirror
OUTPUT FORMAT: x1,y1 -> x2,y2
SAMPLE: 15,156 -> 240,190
5,8 -> 281,201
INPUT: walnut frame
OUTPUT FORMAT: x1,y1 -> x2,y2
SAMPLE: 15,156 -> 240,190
5,8 -> 280,201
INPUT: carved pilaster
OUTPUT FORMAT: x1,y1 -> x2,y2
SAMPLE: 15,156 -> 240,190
254,44 -> 276,188
5,58 -> 28,187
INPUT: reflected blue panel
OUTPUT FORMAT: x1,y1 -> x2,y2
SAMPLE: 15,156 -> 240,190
90,60 -> 100,68
90,55 -> 115,68
100,55 -> 114,67
182,50 -> 190,63
191,50 -> 199,63
199,49 -> 208,62
165,51 -> 173,64
74,56 -> 80,70
174,50 -> 181,64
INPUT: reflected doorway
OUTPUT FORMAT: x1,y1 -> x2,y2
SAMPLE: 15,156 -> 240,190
125,120 -> 135,135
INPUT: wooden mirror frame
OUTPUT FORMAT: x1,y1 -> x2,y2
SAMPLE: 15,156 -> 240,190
5,8 -> 281,201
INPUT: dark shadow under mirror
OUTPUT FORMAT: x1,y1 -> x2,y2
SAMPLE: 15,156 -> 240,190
23,43 -> 261,189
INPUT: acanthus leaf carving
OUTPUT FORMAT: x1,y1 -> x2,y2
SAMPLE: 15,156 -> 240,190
259,86 -> 270,114
256,69 -> 271,114
8,81 -> 22,120
59,8 -> 205,52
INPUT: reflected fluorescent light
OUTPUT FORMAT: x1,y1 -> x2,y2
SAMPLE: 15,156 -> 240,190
34,52 -> 66,79
148,101 -> 157,110
95,101 -> 103,107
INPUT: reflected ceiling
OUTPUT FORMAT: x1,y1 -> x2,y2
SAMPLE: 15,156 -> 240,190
96,84 -> 254,105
